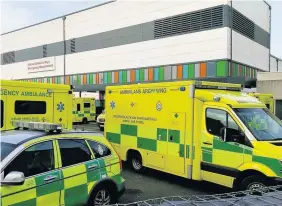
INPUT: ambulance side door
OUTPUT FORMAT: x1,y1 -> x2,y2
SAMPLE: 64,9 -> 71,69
200,105 -> 245,188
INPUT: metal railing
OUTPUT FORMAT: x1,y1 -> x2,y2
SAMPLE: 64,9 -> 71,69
113,185 -> 282,206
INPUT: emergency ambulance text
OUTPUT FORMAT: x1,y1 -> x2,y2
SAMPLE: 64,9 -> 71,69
120,88 -> 167,95
0,90 -> 52,97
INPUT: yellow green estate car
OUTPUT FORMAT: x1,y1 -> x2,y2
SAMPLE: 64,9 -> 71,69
97,110 -> 105,131
0,122 -> 125,206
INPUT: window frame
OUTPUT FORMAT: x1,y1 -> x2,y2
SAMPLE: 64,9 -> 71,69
14,100 -> 47,115
57,138 -> 93,169
205,107 -> 242,139
2,140 -> 56,178
86,140 -> 112,159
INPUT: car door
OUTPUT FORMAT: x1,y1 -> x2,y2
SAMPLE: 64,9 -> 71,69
200,105 -> 245,188
56,138 -> 100,206
1,140 -> 62,206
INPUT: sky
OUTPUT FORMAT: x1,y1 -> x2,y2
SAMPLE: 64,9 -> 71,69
0,0 -> 281,58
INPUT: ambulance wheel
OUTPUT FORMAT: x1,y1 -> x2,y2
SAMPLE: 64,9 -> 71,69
82,118 -> 88,124
88,184 -> 116,206
129,151 -> 144,173
240,175 -> 267,191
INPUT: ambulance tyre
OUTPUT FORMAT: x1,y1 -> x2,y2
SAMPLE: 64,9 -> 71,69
128,150 -> 144,173
240,175 -> 268,191
82,118 -> 88,124
88,182 -> 117,206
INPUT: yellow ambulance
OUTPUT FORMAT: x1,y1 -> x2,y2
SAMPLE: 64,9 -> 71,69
0,79 -> 73,131
72,97 -> 96,124
248,93 -> 274,114
105,80 -> 282,191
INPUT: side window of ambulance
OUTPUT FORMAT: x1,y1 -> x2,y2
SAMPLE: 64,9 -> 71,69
15,100 -> 46,114
88,140 -> 111,159
4,141 -> 54,178
206,109 -> 227,137
58,139 -> 92,167
206,108 -> 240,139
77,104 -> 81,112
1,100 -> 3,128
84,103 -> 90,108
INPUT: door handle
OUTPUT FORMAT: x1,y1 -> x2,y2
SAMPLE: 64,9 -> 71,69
203,141 -> 213,145
44,175 -> 57,182
88,164 -> 98,170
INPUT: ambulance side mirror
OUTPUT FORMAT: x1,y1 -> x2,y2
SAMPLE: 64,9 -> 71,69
1,171 -> 25,186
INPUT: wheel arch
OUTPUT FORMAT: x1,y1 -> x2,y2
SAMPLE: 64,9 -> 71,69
126,149 -> 142,162
87,178 -> 118,205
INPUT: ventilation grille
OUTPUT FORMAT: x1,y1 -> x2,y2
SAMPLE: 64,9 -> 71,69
2,51 -> 15,65
43,45 -> 47,57
154,6 -> 223,39
70,39 -> 75,53
232,9 -> 254,40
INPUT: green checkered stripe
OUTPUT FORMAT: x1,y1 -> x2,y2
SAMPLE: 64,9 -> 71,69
72,111 -> 96,117
106,124 -> 191,159
5,158 -> 123,206
202,137 -> 282,177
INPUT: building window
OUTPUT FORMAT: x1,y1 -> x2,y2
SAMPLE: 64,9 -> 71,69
15,100 -> 46,114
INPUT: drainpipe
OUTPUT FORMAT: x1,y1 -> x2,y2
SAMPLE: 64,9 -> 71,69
62,16 -> 66,84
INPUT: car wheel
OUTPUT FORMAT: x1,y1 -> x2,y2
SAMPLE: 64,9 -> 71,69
88,186 -> 116,206
240,175 -> 267,191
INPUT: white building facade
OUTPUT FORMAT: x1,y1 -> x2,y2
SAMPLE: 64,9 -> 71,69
1,0 -> 271,88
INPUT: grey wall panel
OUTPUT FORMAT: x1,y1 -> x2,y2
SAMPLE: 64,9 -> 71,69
195,64 -> 200,78
172,66 -> 177,79
144,68 -> 148,81
141,22 -> 155,41
164,66 -> 172,80
207,62 -> 217,77
15,46 -> 43,62
47,42 -> 64,57
254,25 -> 270,48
